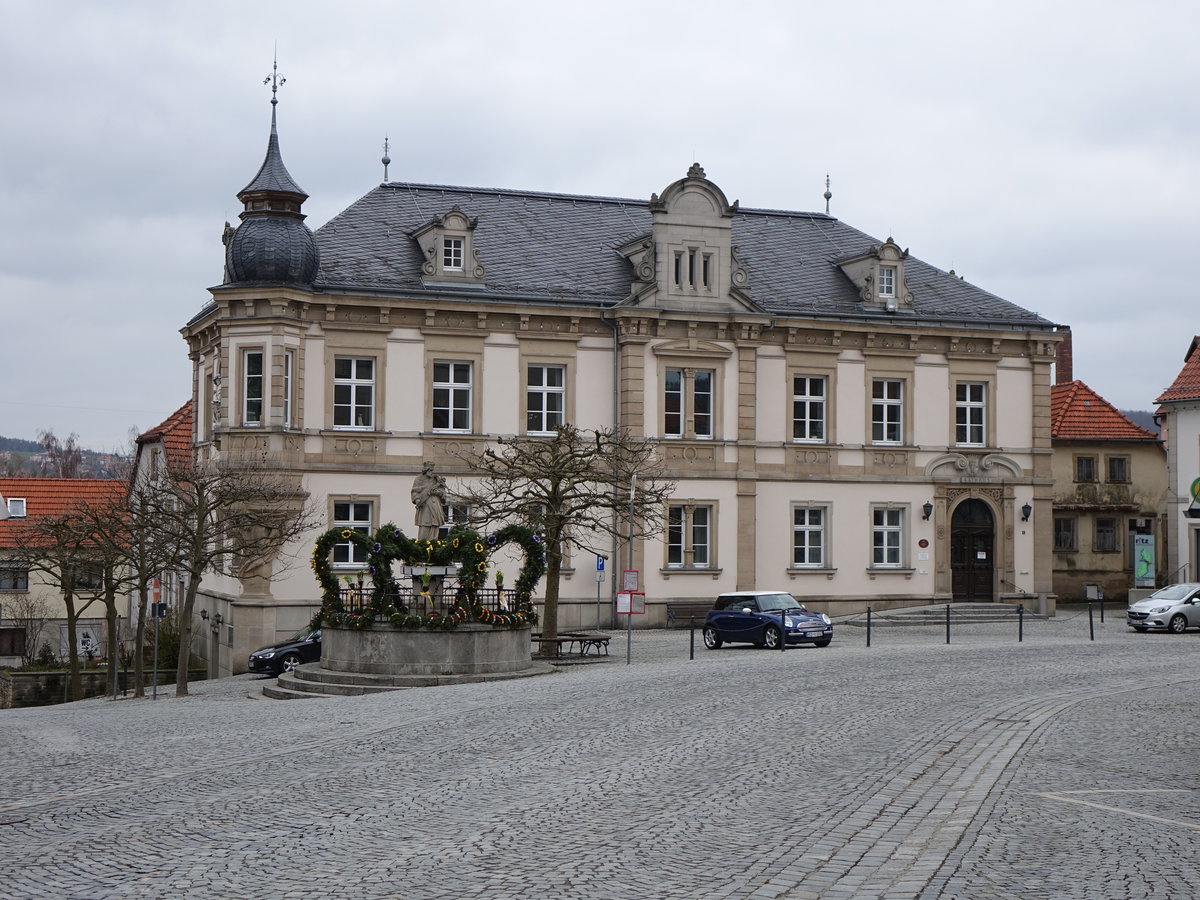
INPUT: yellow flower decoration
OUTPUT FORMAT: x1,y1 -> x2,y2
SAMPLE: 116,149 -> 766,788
474,543 -> 484,553
452,538 -> 460,548
340,529 -> 354,539
477,561 -> 488,572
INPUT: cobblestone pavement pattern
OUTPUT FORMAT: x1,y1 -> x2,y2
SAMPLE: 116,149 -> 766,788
2,608 -> 1198,899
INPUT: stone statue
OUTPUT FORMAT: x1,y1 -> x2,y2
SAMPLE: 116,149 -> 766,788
411,461 -> 447,541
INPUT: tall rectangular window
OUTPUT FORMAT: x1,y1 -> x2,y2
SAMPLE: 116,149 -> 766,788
792,507 -> 825,567
1108,456 -> 1129,483
1095,517 -> 1118,552
527,365 -> 565,434
665,368 -> 715,439
955,382 -> 986,446
667,504 -> 712,568
1075,456 -> 1096,483
283,350 -> 294,428
871,379 -> 903,444
0,564 -> 29,591
878,266 -> 896,297
243,350 -> 264,426
333,501 -> 372,567
433,361 -> 472,432
792,376 -> 826,442
333,357 -> 375,429
872,507 -> 904,567
1054,517 -> 1077,551
442,238 -> 464,271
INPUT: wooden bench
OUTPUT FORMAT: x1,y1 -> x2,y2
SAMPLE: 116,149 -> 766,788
665,602 -> 713,628
531,632 -> 611,657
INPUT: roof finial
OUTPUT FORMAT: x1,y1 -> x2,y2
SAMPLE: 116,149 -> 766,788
382,135 -> 391,182
264,46 -> 286,108
824,174 -> 832,214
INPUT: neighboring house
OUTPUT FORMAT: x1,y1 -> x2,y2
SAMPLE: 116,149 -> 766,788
0,477 -> 126,665
180,93 -> 1063,675
129,402 -> 195,633
1154,336 -> 1200,584
1049,335 -> 1166,602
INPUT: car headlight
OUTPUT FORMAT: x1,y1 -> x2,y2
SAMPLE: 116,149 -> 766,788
1150,606 -> 1171,614
253,650 -> 275,659
820,614 -> 831,624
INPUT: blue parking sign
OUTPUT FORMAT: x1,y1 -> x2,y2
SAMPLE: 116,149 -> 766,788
596,556 -> 605,572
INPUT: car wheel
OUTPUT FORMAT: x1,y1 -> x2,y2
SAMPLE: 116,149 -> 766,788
702,626 -> 723,649
280,652 -> 303,674
812,636 -> 832,648
1169,614 -> 1188,634
762,625 -> 782,649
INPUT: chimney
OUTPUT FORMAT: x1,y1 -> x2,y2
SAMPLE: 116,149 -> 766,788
1056,326 -> 1073,385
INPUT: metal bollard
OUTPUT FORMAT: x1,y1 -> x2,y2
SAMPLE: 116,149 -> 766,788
1018,604 -> 1024,642
866,606 -> 872,648
689,617 -> 696,660
946,603 -> 951,644
780,609 -> 786,652
1088,601 -> 1095,641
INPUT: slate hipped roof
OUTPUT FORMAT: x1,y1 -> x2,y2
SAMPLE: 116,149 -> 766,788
1051,381 -> 1159,442
1155,336 -> 1200,404
311,181 -> 1056,330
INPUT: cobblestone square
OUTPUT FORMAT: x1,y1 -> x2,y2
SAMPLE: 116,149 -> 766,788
2,609 -> 1196,899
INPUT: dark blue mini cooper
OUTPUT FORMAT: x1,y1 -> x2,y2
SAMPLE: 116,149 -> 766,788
703,591 -> 833,649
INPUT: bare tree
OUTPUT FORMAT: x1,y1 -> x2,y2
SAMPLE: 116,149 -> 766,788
451,426 -> 675,654
3,592 -> 53,667
37,430 -> 84,478
146,455 -> 318,695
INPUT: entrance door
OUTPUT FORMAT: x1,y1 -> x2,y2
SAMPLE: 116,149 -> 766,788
951,499 -> 994,601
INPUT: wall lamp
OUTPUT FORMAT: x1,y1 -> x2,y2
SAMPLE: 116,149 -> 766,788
1021,503 -> 1033,522
200,609 -> 209,621
922,501 -> 933,521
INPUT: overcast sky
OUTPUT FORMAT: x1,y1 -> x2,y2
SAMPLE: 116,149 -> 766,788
2,0 -> 1196,451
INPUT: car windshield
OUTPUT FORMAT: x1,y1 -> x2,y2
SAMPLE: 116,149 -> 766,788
287,627 -> 316,642
755,593 -> 805,613
1150,585 -> 1196,602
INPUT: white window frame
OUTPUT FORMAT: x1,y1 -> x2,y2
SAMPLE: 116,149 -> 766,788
665,368 -> 715,439
6,498 -> 26,518
526,364 -> 565,435
792,506 -> 826,568
878,265 -> 896,297
871,506 -> 905,568
283,350 -> 295,428
871,378 -> 904,445
792,375 -> 827,443
438,503 -> 471,541
667,504 -> 712,568
432,361 -> 473,433
333,357 -> 375,430
332,500 -> 373,568
955,382 -> 986,447
442,237 -> 464,272
242,349 -> 264,426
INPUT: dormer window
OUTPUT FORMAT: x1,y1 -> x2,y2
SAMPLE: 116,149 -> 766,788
838,238 -> 913,312
878,266 -> 896,298
6,498 -> 26,518
442,238 -> 464,272
412,206 -> 485,285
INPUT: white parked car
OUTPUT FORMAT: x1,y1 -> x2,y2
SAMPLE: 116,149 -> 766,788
1127,584 -> 1200,634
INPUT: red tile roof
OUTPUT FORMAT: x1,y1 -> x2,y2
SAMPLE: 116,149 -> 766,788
1051,381 -> 1159,441
0,477 -> 125,547
1156,337 -> 1200,403
136,400 -> 194,471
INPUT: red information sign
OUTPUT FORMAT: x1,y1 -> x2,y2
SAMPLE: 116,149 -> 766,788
621,569 -> 639,592
616,591 -> 646,615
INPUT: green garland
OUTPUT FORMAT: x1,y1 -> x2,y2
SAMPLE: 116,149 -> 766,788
310,522 -> 545,631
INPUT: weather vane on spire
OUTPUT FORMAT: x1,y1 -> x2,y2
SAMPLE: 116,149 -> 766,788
264,49 -> 286,105
382,135 -> 391,181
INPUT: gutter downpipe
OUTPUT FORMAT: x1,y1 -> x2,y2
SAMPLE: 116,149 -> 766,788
599,303 -> 622,629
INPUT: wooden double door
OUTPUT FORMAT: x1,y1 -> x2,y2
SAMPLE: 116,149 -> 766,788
951,499 -> 994,601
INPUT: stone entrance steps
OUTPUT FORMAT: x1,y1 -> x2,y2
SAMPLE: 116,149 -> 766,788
263,660 -> 554,700
838,602 -> 1048,628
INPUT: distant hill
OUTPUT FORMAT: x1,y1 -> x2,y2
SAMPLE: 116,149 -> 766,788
0,436 -> 41,453
1121,409 -> 1160,436
0,435 -> 130,478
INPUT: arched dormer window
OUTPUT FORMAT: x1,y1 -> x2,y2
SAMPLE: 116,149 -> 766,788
838,237 -> 914,313
411,206 -> 486,286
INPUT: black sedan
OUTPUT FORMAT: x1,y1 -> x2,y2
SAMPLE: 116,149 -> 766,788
703,591 -> 832,649
247,628 -> 321,676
